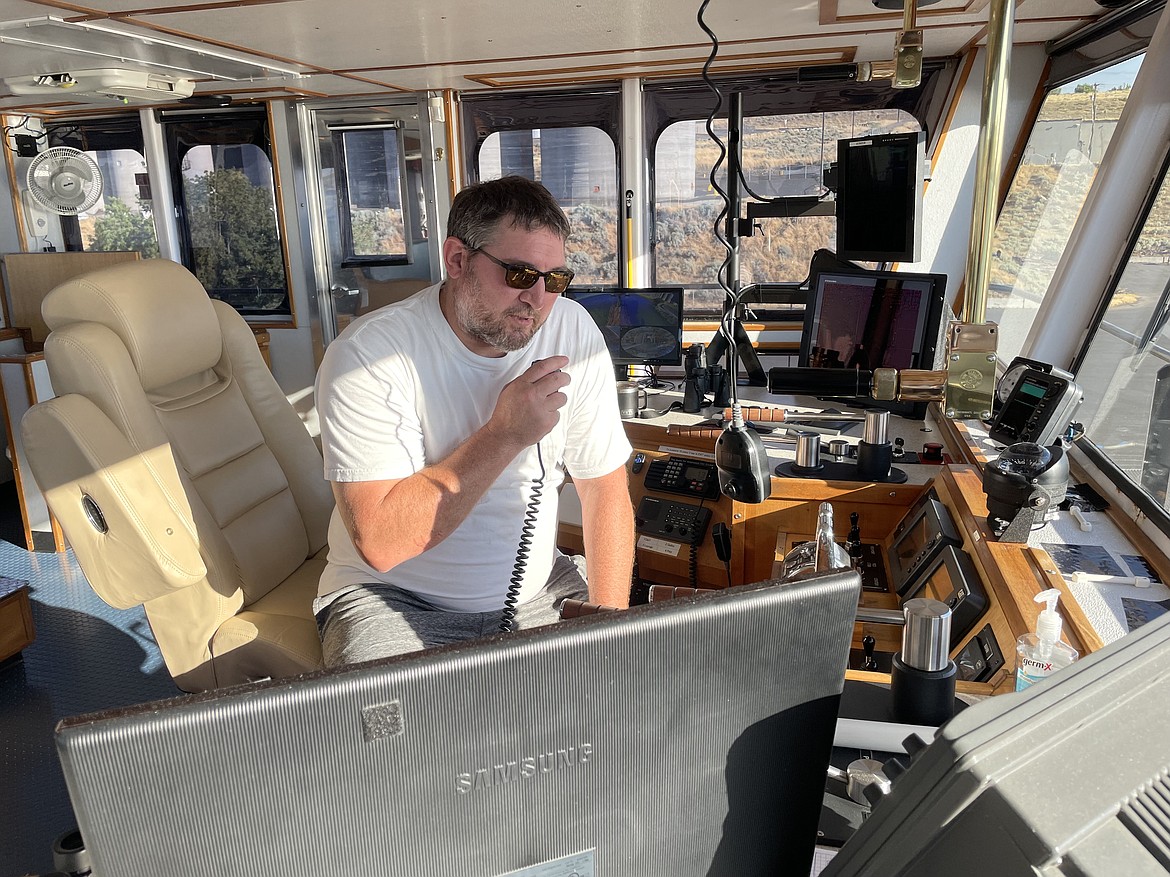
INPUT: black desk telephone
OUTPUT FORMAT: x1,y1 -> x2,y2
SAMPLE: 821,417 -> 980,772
634,456 -> 718,547
643,456 -> 721,500
635,495 -> 712,545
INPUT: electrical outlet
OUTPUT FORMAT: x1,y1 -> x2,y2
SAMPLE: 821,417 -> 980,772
15,134 -> 39,157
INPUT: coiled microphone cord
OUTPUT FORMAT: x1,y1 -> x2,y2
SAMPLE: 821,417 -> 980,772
500,443 -> 545,633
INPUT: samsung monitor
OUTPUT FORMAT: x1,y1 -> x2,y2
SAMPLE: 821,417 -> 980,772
822,610 -> 1170,877
835,131 -> 926,263
56,570 -> 863,877
798,268 -> 948,418
564,286 -> 684,380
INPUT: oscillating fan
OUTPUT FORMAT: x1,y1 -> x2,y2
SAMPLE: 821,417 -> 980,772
25,146 -> 104,215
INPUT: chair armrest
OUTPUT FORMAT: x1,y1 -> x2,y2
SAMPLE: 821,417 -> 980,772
21,394 -> 206,608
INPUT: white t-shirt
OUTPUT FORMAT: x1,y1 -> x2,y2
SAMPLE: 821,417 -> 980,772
315,282 -> 632,611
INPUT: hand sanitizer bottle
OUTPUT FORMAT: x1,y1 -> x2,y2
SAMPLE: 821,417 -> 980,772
1015,588 -> 1078,691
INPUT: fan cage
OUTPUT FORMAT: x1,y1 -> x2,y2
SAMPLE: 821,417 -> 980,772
25,147 -> 104,215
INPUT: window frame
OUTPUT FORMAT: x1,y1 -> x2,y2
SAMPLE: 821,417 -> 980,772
330,123 -> 414,268
45,115 -> 157,257
1066,144 -> 1170,532
460,88 -> 623,287
643,65 -> 951,319
161,107 -> 292,319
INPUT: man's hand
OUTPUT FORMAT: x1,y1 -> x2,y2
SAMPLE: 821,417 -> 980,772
490,355 -> 571,449
334,355 -> 574,573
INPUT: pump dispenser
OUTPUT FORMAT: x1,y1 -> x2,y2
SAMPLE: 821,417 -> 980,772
1015,588 -> 1078,691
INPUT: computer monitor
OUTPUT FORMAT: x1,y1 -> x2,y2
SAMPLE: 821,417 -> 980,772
56,570 -> 863,877
835,131 -> 925,263
822,610 -> 1170,877
564,286 -> 684,380
798,268 -> 947,418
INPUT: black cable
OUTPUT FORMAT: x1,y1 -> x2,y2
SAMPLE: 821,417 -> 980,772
696,0 -> 739,402
500,443 -> 545,633
688,497 -> 710,589
737,166 -> 828,206
689,539 -> 699,590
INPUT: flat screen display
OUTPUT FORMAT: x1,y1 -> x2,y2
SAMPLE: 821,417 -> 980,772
887,494 -> 960,595
835,131 -> 925,262
798,268 -> 947,417
564,287 -> 684,367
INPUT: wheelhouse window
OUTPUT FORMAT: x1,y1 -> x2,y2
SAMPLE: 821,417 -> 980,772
653,110 -> 919,315
162,110 -> 290,317
644,70 -> 947,320
45,117 -> 160,259
332,125 -> 412,265
986,54 -> 1144,363
462,91 -> 621,286
1073,159 -> 1170,506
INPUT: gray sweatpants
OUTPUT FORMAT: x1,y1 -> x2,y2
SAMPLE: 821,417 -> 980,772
314,553 -> 588,667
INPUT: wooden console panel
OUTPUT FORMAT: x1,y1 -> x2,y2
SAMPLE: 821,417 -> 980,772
559,423 -> 1103,697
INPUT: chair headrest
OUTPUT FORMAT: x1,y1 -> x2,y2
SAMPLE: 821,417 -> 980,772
42,260 -> 223,392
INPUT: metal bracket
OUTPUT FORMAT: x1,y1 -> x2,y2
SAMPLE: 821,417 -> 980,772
944,321 -> 998,421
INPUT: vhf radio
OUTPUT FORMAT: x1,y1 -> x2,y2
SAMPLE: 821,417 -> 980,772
643,457 -> 721,500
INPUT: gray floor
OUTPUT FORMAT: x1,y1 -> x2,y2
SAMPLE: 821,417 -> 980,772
0,484 -> 181,876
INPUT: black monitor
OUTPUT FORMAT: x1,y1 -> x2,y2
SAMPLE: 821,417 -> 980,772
823,610 -> 1170,877
835,131 -> 925,263
798,267 -> 948,418
56,570 -> 862,877
564,286 -> 684,380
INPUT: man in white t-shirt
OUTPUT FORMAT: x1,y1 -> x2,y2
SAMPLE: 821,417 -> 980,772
313,176 -> 635,666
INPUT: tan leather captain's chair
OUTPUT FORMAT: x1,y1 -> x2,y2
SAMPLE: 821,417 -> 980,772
20,259 -> 333,691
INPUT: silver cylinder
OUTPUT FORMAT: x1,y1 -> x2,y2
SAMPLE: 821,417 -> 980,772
795,432 -> 822,469
828,438 -> 850,459
855,607 -> 905,626
862,409 -> 889,445
901,598 -> 952,672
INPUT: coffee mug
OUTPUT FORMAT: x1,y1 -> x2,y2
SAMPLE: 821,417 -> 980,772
616,381 -> 648,419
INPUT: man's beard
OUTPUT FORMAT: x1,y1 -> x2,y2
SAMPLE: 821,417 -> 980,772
454,271 -> 544,352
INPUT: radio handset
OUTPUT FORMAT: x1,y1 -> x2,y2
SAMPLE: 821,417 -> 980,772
715,415 -> 773,504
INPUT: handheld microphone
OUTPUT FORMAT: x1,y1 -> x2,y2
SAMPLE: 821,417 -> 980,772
716,406 -> 773,503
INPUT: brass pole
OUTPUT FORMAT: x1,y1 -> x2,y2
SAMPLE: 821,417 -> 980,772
963,0 -> 1015,324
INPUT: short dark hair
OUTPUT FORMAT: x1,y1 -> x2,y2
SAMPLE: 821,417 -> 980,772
447,176 -> 571,250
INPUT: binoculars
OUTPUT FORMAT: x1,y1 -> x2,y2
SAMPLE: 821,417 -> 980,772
682,343 -> 730,413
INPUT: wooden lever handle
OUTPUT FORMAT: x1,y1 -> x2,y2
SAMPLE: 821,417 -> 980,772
721,406 -> 788,422
666,425 -> 723,439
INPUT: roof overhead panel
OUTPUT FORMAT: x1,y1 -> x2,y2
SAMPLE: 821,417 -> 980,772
0,17 -> 306,80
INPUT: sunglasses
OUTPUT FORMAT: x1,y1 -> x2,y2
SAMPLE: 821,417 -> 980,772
472,248 -> 574,295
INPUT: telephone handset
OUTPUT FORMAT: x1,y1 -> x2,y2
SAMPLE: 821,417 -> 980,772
643,456 -> 721,500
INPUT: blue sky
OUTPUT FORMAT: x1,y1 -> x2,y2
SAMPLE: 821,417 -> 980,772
1061,54 -> 1145,92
